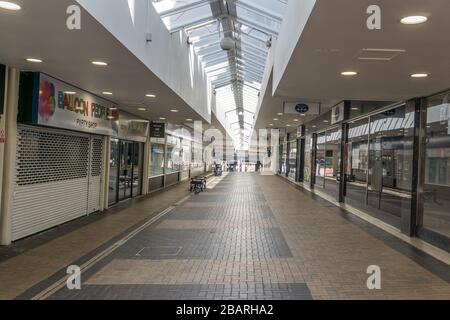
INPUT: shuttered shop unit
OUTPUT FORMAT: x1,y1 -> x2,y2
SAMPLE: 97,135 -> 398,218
11,125 -> 104,241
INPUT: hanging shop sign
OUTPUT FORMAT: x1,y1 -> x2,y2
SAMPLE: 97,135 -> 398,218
331,102 -> 345,124
0,64 -> 5,116
19,72 -> 119,136
150,122 -> 165,138
283,102 -> 320,115
118,111 -> 149,143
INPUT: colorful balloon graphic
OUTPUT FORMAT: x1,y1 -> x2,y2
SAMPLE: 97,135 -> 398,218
39,81 -> 56,121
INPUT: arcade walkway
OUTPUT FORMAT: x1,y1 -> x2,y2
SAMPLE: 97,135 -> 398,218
1,173 -> 449,300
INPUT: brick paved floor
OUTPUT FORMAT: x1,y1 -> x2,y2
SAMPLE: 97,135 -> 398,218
2,173 -> 450,300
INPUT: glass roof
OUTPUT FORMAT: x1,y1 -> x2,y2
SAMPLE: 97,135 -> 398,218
152,0 -> 288,150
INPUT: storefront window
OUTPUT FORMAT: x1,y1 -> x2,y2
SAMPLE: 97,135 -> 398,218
304,135 -> 312,183
280,143 -> 287,174
366,106 -> 413,226
324,127 -> 342,198
166,135 -> 181,174
315,132 -> 326,187
150,140 -> 165,177
423,92 -> 450,238
288,140 -> 297,180
108,139 -> 119,205
345,118 -> 369,208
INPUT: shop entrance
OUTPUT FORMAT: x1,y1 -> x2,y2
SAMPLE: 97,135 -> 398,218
109,139 -> 143,205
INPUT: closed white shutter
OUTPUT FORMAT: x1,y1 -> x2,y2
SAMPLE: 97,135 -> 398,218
11,125 -> 103,241
87,137 -> 104,213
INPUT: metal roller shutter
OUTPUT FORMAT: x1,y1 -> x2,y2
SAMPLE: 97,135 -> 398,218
11,125 -> 104,241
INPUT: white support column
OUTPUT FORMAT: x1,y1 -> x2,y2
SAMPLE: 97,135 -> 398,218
0,67 -> 20,245
101,136 -> 111,211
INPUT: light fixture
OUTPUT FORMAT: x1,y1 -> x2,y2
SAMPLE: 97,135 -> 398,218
286,124 -> 291,127
186,118 -> 193,122
64,91 -> 76,95
341,71 -> 358,76
138,108 -> 147,111
277,112 -> 283,116
410,73 -> 429,78
26,58 -> 43,63
0,1 -> 21,10
238,111 -> 243,116
351,107 -> 359,111
273,118 -> 279,121
146,94 -> 156,98
102,91 -> 113,95
401,16 -> 428,25
160,117 -> 166,120
269,124 -> 273,126
92,61 -> 108,66
293,119 -> 299,122
323,120 -> 329,123
170,109 -> 179,113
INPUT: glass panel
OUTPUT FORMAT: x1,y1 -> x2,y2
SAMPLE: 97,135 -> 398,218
132,142 -> 143,197
345,118 -> 369,208
288,140 -> 297,180
423,92 -> 450,238
304,134 -> 313,183
315,132 -> 326,188
280,143 -> 287,174
366,106 -> 413,226
108,139 -> 119,205
324,127 -> 342,198
166,135 -> 182,174
150,143 -> 165,177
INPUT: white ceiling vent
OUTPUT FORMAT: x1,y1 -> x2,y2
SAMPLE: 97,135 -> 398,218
356,48 -> 406,61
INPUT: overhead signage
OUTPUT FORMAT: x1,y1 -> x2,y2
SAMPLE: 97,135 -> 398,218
150,122 -> 165,138
331,102 -> 345,124
28,73 -> 119,136
284,102 -> 320,115
0,64 -> 5,115
118,111 -> 149,143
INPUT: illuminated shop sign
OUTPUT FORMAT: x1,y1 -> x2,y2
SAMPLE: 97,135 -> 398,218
21,72 -> 119,136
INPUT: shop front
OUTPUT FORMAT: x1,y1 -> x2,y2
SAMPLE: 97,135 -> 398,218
108,112 -> 148,206
288,96 -> 450,252
148,123 -> 196,192
14,72 -> 118,241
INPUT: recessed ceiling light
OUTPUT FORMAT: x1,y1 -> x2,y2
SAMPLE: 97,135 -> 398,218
26,58 -> 43,63
238,111 -> 243,116
286,124 -> 291,127
0,1 -> 21,10
186,118 -> 193,122
146,94 -> 156,98
312,125 -> 317,128
138,108 -> 147,111
160,117 -> 166,120
341,71 -> 358,76
64,91 -> 76,95
170,109 -> 179,113
401,16 -> 428,25
410,73 -> 429,78
277,113 -> 283,116
102,91 -> 113,95
269,124 -> 273,126
92,61 -> 108,66
323,120 -> 329,123
351,107 -> 359,110
273,118 -> 279,121
293,119 -> 299,122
